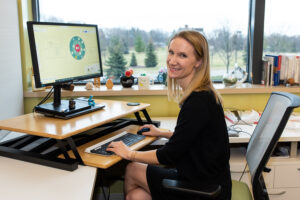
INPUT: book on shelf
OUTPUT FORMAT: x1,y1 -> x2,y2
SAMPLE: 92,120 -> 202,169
261,59 -> 269,86
280,55 -> 288,82
265,55 -> 280,86
295,56 -> 300,84
262,54 -> 300,86
262,55 -> 274,86
287,56 -> 295,82
278,55 -> 282,83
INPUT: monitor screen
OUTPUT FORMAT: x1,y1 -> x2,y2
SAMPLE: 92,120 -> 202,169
27,21 -> 103,88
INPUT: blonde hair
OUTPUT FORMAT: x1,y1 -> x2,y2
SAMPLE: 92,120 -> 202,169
167,30 -> 222,105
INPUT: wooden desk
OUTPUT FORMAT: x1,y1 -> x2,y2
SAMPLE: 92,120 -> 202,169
0,99 -> 150,139
0,99 -> 157,170
228,124 -> 300,157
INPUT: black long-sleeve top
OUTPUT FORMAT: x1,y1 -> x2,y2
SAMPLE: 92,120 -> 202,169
156,90 -> 231,199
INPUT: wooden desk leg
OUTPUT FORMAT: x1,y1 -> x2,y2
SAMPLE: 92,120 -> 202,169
66,137 -> 84,165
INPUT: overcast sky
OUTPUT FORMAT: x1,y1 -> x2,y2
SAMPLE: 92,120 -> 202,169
39,0 -> 300,36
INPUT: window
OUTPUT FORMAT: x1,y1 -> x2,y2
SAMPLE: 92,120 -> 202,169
264,0 -> 300,55
263,0 -> 300,85
37,0 -> 250,83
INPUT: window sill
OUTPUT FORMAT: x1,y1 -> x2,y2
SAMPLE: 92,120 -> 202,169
23,83 -> 300,98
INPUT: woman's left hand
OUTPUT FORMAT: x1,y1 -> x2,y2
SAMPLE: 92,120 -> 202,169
106,141 -> 132,160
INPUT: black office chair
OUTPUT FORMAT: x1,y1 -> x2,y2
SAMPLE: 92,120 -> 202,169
162,92 -> 300,200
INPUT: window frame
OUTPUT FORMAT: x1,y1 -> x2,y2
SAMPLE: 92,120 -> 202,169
248,0 -> 265,84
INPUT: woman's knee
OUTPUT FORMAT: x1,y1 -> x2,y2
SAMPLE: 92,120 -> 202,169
126,188 -> 151,200
124,162 -> 149,191
125,162 -> 135,179
125,162 -> 146,178
125,162 -> 137,172
125,191 -> 135,200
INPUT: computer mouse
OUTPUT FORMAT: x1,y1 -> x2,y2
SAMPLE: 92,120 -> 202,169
137,127 -> 150,135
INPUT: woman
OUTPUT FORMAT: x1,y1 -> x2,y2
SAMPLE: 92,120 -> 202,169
107,30 -> 232,200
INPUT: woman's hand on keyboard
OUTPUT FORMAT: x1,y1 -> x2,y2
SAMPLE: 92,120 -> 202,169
139,124 -> 173,138
107,141 -> 131,159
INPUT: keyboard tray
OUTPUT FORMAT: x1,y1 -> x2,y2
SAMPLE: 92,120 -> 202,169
85,131 -> 145,156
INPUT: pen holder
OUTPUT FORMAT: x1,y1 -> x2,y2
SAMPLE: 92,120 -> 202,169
138,75 -> 150,90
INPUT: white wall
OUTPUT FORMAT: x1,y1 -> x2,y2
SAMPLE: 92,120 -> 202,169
0,0 -> 24,120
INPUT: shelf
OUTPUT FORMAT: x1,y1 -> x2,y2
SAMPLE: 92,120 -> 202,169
24,84 -> 300,98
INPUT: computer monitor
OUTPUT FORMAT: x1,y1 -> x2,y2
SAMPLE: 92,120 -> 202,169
27,21 -> 105,119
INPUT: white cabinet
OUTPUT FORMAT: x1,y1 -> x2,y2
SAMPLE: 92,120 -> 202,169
274,164 -> 300,188
267,188 -> 300,200
230,148 -> 300,200
269,160 -> 300,200
263,166 -> 275,189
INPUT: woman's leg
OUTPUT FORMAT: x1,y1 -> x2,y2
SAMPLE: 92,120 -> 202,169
124,162 -> 151,200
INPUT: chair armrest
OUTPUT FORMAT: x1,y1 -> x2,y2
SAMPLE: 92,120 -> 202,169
162,179 -> 221,198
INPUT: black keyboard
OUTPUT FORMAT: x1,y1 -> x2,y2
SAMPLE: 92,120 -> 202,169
90,133 -> 145,156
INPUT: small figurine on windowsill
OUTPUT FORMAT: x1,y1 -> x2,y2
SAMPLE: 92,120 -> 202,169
120,69 -> 134,88
157,67 -> 167,86
94,77 -> 100,88
287,78 -> 295,86
85,82 -> 94,90
223,64 -> 247,87
106,78 -> 114,89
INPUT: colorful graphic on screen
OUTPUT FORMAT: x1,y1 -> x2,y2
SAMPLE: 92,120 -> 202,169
31,24 -> 101,85
70,36 -> 86,60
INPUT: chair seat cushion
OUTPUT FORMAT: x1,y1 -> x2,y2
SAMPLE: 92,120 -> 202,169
231,180 -> 252,200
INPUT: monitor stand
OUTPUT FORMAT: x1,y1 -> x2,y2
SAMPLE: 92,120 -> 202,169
34,85 -> 105,119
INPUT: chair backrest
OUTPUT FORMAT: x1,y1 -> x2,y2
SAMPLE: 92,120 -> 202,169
246,92 -> 300,199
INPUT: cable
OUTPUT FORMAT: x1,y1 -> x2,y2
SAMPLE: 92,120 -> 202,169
32,87 -> 54,113
39,87 -> 54,105
239,163 -> 248,182
228,123 -> 252,136
232,110 -> 253,126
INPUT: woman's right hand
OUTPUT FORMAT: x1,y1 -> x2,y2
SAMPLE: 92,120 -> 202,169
138,124 -> 172,138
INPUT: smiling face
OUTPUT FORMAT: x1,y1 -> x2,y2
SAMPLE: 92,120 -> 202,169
167,37 -> 201,90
